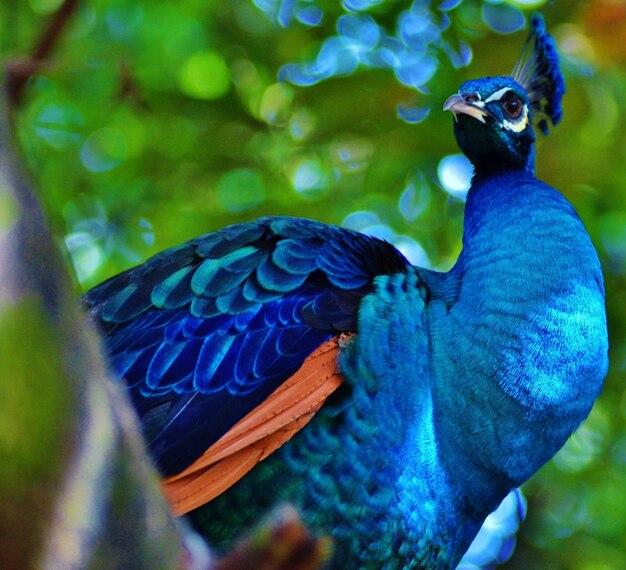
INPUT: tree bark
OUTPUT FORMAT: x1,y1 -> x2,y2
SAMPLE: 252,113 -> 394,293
0,76 -> 203,569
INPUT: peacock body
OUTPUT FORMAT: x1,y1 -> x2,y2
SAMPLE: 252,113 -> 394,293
85,14 -> 608,569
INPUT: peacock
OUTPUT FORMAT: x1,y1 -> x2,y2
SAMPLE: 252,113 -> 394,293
84,14 -> 608,569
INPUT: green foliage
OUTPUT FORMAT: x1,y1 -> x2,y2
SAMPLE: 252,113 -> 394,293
3,1 -> 626,567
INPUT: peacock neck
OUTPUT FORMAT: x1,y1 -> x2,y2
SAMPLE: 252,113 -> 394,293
471,146 -> 536,178
455,166 -> 606,416
461,168 -> 574,254
426,166 -> 607,530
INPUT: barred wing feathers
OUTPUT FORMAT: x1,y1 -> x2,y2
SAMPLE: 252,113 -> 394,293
85,217 -> 413,480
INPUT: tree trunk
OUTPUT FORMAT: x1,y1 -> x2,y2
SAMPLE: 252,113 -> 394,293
0,76 -> 199,569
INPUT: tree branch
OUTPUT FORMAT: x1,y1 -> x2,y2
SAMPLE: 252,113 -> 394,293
6,0 -> 81,107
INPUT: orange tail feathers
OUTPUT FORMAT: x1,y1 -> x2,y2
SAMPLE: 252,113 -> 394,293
162,335 -> 349,516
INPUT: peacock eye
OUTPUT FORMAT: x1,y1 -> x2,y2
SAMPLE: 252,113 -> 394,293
502,97 -> 523,119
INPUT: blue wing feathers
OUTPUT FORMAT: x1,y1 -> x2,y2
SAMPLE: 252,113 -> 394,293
152,265 -> 195,309
194,333 -> 235,392
102,285 -> 144,322
123,349 -> 158,390
215,285 -> 261,314
146,341 -> 184,387
111,350 -> 144,379
190,296 -> 220,318
85,216 -> 414,473
253,327 -> 284,377
242,276 -> 283,303
234,332 -> 269,386
191,246 -> 267,297
273,239 -> 319,273
256,255 -> 310,292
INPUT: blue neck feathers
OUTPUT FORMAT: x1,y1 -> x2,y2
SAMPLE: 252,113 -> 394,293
431,168 -> 607,514
338,167 -> 608,567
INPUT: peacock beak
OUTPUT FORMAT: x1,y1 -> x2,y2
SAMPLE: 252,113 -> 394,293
443,93 -> 491,124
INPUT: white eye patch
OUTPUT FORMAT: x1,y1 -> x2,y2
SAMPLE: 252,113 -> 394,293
484,87 -> 513,103
483,87 -> 529,133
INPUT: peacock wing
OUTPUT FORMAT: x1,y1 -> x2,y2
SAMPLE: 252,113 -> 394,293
84,217 -> 413,484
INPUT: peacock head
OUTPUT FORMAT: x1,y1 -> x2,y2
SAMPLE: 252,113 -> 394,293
444,76 -> 536,172
444,13 -> 565,175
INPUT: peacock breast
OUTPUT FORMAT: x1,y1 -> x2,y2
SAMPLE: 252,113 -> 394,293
427,173 -> 609,495
458,174 -> 609,414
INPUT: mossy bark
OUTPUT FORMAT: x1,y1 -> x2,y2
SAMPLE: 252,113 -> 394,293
0,83 -> 186,569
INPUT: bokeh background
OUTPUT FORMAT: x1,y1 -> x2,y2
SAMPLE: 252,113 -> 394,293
3,0 -> 625,568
